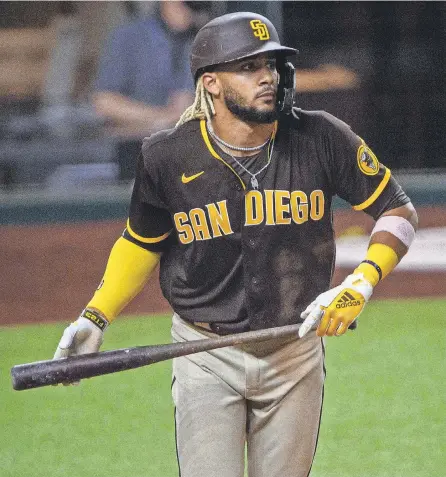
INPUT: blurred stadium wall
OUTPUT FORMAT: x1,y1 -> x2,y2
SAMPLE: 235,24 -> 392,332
0,2 -> 444,325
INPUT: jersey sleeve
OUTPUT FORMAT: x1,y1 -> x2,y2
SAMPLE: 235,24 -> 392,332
325,114 -> 409,219
124,153 -> 174,252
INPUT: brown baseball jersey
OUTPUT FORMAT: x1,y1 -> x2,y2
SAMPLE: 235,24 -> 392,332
124,109 -> 409,333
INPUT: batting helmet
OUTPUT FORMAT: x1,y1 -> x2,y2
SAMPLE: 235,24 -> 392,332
190,11 -> 298,80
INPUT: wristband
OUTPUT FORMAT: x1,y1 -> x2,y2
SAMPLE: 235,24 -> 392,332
354,243 -> 399,286
360,260 -> 383,281
81,309 -> 109,331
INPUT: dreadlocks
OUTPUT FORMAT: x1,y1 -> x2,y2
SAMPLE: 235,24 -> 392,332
176,76 -> 215,127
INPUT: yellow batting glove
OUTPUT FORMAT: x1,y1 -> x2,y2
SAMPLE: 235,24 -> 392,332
299,273 -> 374,338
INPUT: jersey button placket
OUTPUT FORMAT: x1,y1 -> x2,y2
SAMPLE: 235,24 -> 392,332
241,189 -> 262,326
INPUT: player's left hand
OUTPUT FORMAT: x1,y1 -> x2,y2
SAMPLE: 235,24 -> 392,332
299,273 -> 374,338
53,317 -> 105,360
53,314 -> 107,385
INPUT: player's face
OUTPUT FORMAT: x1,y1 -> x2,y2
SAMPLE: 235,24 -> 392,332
215,53 -> 279,124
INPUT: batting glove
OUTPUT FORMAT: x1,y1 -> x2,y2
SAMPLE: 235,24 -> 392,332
53,310 -> 108,384
299,273 -> 373,338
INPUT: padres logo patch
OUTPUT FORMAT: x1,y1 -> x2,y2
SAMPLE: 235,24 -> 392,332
357,143 -> 379,176
250,19 -> 270,40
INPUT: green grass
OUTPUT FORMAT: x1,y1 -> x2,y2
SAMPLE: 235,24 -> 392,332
312,299 -> 445,477
1,299 -> 445,477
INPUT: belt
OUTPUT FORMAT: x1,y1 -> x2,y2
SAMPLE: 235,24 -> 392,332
192,321 -> 244,336
182,317 -> 248,335
192,321 -> 231,335
193,321 -> 213,331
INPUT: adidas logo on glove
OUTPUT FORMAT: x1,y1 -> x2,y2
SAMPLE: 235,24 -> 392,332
335,292 -> 361,308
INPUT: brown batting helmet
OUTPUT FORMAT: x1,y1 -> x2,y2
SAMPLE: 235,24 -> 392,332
190,11 -> 298,81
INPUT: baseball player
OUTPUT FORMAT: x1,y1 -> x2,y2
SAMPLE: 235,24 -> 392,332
54,12 -> 418,477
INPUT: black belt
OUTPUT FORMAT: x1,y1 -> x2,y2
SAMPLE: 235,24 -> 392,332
193,321 -> 214,332
191,320 -> 251,335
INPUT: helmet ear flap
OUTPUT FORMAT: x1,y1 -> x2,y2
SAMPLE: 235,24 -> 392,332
277,61 -> 296,114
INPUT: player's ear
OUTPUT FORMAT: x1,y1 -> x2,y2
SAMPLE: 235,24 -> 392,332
202,72 -> 220,97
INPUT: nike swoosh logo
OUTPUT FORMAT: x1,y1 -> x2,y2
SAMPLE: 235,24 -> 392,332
181,171 -> 204,184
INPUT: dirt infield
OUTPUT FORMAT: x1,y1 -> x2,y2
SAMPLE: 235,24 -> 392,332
1,206 -> 445,326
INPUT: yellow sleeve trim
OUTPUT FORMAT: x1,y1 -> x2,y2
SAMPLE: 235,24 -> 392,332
126,219 -> 172,244
353,167 -> 391,211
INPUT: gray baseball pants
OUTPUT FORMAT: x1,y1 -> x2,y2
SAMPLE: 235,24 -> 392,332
171,314 -> 325,477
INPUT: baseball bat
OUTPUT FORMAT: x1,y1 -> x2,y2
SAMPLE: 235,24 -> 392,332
11,323 -> 301,391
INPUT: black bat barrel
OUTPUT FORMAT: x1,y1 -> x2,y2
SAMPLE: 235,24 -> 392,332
11,346 -> 169,390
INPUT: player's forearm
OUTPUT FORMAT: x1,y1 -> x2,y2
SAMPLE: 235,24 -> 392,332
300,203 -> 417,337
85,237 -> 161,322
354,202 -> 418,286
369,202 -> 418,258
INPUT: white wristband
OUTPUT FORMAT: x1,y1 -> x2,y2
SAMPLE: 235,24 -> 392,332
371,216 -> 415,248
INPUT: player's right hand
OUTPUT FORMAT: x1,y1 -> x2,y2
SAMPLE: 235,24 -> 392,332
53,311 -> 108,384
298,273 -> 373,338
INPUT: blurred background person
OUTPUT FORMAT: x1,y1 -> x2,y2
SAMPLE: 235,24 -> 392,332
0,1 -> 443,191
92,1 -> 211,180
